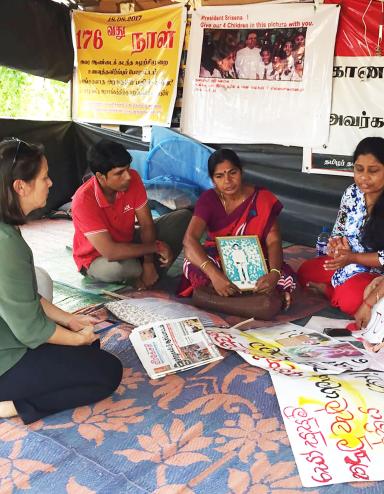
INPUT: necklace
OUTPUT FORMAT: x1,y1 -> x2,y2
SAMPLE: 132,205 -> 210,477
219,190 -> 246,214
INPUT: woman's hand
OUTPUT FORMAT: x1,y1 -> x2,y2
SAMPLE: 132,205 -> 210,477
327,236 -> 347,257
363,276 -> 384,299
354,302 -> 372,330
78,326 -> 99,345
254,271 -> 280,294
324,249 -> 354,271
67,314 -> 100,332
210,271 -> 240,297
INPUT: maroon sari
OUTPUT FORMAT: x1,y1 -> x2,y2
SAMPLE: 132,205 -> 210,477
180,187 -> 296,296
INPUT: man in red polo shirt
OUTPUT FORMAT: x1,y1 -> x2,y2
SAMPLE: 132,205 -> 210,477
72,140 -> 192,288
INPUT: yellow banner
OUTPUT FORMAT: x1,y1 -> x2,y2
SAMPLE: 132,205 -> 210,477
71,5 -> 186,126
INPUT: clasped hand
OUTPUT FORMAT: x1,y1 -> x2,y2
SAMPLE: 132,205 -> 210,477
67,314 -> 100,332
67,315 -> 100,345
324,236 -> 353,271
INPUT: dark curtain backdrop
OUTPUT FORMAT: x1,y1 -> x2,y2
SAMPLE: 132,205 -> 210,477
0,0 -> 73,81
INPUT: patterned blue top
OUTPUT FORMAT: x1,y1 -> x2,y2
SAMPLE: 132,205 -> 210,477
331,183 -> 384,287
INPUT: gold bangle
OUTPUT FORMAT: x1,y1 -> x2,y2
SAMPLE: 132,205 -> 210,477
270,268 -> 281,277
199,259 -> 211,271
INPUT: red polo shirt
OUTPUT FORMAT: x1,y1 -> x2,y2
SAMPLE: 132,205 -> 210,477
72,171 -> 147,271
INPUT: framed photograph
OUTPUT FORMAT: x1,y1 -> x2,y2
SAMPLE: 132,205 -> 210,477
216,235 -> 268,291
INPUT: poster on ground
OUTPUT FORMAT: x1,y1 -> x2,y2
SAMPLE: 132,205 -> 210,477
272,370 -> 384,487
71,5 -> 186,126
303,0 -> 384,176
180,3 -> 339,146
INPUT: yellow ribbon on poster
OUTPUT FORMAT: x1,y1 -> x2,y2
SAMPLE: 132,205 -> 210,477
71,5 -> 186,126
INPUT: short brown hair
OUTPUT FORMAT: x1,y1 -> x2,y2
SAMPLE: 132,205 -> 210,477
0,139 -> 44,225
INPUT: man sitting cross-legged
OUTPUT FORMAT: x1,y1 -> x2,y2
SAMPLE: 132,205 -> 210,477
72,140 -> 192,288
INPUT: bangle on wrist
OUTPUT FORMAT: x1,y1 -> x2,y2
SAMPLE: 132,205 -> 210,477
199,259 -> 211,271
363,299 -> 373,309
270,268 -> 281,277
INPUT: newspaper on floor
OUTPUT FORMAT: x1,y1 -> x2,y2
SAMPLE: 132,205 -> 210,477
208,322 -> 380,376
130,316 -> 223,379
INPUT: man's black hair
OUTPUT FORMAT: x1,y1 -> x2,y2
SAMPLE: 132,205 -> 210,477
87,139 -> 132,175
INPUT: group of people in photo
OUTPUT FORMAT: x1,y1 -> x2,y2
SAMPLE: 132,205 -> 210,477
199,28 -> 306,81
0,134 -> 383,425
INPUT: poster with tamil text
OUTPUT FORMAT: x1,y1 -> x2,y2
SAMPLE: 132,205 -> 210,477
71,5 -> 186,126
303,0 -> 384,176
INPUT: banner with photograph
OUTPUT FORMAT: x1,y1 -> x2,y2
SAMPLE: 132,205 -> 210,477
303,0 -> 384,176
71,5 -> 186,126
180,3 -> 339,146
272,370 -> 384,487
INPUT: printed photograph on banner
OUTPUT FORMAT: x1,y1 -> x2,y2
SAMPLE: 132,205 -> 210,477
283,342 -> 365,362
199,28 -> 306,81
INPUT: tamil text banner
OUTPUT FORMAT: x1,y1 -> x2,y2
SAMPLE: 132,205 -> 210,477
180,3 -> 339,146
303,57 -> 384,176
272,370 -> 384,487
71,5 -> 186,126
303,0 -> 384,176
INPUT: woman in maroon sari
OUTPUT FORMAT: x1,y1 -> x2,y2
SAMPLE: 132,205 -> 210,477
182,149 -> 296,308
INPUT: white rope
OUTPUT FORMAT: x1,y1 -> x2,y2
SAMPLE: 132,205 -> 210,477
362,0 -> 373,56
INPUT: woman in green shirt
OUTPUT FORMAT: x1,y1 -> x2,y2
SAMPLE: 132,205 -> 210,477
0,138 -> 122,424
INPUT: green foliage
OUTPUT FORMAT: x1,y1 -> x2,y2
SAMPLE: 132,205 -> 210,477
0,66 -> 71,121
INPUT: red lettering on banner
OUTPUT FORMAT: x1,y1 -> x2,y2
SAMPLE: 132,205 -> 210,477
283,406 -> 332,483
317,398 -> 372,480
107,25 -> 126,40
132,21 -> 176,54
76,29 -> 103,49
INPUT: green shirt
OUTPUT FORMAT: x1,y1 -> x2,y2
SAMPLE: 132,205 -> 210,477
0,223 -> 55,376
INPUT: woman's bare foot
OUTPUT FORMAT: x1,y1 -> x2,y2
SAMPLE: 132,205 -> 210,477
282,292 -> 292,311
306,282 -> 328,296
0,401 -> 17,418
134,278 -> 146,291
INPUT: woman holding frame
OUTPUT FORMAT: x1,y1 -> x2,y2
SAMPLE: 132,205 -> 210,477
182,148 -> 296,309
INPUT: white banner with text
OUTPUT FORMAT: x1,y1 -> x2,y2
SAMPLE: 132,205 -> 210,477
303,56 -> 384,176
181,3 -> 339,146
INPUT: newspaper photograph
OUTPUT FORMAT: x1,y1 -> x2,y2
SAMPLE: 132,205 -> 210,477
130,317 -> 223,379
208,323 -> 374,376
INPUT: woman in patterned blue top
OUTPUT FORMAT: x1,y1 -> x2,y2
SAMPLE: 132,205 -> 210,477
298,137 -> 384,316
